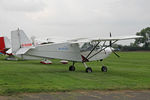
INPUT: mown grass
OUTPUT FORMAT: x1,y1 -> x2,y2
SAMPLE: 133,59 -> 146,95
0,52 -> 150,95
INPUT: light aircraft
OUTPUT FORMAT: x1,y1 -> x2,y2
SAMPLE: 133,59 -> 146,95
0,36 -> 11,54
10,29 -> 142,73
0,36 -> 18,60
146,33 -> 150,43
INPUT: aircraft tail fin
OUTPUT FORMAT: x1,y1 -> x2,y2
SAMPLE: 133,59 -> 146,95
0,36 -> 11,54
11,29 -> 33,54
0,37 -> 6,54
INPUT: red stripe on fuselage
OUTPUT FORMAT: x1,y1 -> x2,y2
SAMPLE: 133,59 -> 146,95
0,37 -> 5,54
21,43 -> 32,47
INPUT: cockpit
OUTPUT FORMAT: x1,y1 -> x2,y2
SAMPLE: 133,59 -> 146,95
80,42 -> 102,52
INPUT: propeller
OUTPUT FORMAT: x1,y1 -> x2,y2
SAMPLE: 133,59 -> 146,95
110,48 -> 120,57
109,32 -> 120,58
109,32 -> 112,47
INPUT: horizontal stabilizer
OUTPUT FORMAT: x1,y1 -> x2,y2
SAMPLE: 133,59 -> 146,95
16,47 -> 34,55
6,48 -> 12,54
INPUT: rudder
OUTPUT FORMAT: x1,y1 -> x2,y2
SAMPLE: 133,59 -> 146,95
11,29 -> 32,54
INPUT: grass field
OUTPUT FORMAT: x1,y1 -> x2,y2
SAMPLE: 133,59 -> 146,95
0,52 -> 150,95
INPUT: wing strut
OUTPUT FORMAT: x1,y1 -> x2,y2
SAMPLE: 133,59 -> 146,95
87,40 -> 118,59
85,42 -> 100,59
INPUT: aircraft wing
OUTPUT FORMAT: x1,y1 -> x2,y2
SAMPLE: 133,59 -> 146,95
67,38 -> 91,43
91,35 -> 142,42
68,35 -> 142,43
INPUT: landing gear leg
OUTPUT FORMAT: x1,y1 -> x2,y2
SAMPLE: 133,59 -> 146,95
83,63 -> 92,73
100,59 -> 108,72
69,62 -> 75,71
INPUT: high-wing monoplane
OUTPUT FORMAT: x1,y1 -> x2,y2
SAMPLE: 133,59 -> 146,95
10,29 -> 142,72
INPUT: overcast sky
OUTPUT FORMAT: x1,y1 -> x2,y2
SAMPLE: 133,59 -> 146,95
0,0 -> 150,44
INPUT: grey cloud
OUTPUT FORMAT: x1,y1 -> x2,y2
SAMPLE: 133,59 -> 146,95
0,0 -> 46,12
0,0 -> 149,45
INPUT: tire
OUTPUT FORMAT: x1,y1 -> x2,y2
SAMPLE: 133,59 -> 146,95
69,66 -> 75,71
86,67 -> 92,73
101,66 -> 107,72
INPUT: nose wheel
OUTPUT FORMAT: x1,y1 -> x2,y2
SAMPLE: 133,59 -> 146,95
83,63 -> 92,73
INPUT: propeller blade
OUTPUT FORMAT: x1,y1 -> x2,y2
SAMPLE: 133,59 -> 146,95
110,47 -> 120,58
109,32 -> 112,47
110,32 -> 112,37
112,50 -> 120,58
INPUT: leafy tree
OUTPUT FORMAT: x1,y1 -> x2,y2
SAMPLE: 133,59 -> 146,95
134,27 -> 150,48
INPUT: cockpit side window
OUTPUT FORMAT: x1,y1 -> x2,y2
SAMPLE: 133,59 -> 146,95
80,42 -> 101,52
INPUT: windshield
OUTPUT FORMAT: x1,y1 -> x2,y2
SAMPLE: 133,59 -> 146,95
80,42 -> 101,52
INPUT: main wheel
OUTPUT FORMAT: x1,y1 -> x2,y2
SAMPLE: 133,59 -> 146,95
86,67 -> 92,73
101,66 -> 107,72
69,66 -> 75,71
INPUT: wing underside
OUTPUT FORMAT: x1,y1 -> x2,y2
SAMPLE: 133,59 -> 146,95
68,35 -> 142,43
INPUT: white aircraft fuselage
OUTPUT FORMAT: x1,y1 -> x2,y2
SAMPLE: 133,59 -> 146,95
19,43 -> 112,62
